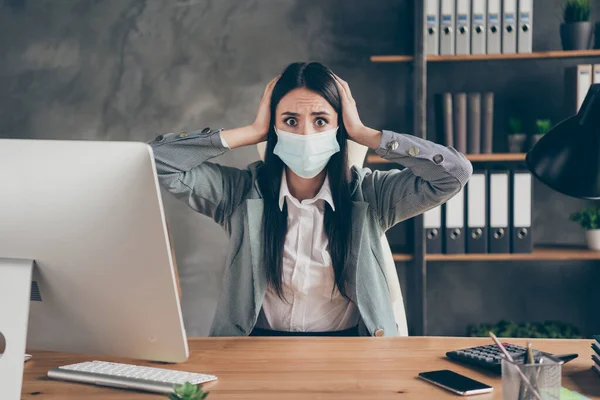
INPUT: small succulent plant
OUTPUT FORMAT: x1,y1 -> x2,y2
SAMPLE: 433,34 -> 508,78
563,0 -> 591,23
570,206 -> 600,230
167,382 -> 210,400
535,119 -> 552,135
508,117 -> 523,134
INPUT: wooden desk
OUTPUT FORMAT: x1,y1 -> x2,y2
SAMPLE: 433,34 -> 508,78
22,337 -> 600,399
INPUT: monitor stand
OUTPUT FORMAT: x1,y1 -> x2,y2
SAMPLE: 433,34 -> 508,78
0,258 -> 34,400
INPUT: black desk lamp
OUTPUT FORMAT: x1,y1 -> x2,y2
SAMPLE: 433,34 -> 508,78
526,83 -> 600,199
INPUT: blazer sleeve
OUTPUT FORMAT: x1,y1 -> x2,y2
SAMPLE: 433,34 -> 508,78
148,127 -> 253,226
361,130 -> 473,231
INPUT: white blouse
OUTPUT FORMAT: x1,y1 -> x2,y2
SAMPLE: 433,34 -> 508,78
254,171 -> 360,332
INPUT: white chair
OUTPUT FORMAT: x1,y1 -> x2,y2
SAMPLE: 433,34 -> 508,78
257,141 -> 409,336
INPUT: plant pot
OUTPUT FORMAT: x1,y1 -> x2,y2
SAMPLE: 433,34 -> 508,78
585,229 -> 600,250
560,22 -> 593,51
507,133 -> 527,153
595,22 -> 600,49
529,134 -> 544,150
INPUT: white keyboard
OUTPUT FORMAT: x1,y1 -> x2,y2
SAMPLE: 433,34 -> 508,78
47,360 -> 217,394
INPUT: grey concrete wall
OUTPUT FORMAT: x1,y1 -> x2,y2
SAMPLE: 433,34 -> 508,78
1,0 -> 598,337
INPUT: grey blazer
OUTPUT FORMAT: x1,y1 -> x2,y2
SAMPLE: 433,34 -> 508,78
149,128 -> 472,337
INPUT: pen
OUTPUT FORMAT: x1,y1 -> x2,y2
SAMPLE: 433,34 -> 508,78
527,342 -> 535,364
489,332 -> 542,400
517,342 -> 535,400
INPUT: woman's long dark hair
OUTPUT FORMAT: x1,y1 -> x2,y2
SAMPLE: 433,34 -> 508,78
256,62 -> 353,301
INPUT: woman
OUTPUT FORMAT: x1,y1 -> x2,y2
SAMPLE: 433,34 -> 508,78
150,62 -> 472,337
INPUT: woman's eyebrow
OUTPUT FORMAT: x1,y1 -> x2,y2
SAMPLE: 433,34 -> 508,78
280,111 -> 331,116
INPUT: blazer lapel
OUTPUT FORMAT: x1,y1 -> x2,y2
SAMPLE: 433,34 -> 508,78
348,201 -> 369,299
246,199 -> 267,318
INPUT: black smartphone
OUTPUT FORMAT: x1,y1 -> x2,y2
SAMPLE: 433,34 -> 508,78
418,370 -> 493,396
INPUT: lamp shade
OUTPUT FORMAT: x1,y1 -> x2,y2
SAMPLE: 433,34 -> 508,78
526,83 -> 600,199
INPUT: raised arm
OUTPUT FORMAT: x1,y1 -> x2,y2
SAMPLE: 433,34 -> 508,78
149,76 -> 280,225
362,130 -> 472,230
149,127 -> 252,226
331,74 -> 472,231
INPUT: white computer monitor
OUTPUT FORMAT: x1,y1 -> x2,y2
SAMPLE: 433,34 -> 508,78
0,138 -> 189,397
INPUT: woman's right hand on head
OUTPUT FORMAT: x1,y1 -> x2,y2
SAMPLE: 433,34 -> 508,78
251,75 -> 280,141
220,75 -> 280,149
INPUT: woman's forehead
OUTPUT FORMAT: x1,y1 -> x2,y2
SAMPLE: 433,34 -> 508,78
276,88 -> 335,114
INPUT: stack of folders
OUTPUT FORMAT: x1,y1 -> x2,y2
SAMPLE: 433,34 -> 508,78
424,168 -> 533,255
426,0 -> 533,56
434,92 -> 494,154
565,64 -> 600,116
592,335 -> 600,378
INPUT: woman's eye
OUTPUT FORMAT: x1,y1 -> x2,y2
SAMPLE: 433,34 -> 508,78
316,118 -> 328,127
284,118 -> 297,127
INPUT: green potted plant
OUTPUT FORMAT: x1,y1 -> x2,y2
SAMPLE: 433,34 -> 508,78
569,206 -> 600,250
530,119 -> 552,148
167,382 -> 210,400
507,117 -> 526,153
561,0 -> 593,51
467,320 -> 582,339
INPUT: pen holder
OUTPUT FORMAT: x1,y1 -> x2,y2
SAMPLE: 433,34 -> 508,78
501,356 -> 562,400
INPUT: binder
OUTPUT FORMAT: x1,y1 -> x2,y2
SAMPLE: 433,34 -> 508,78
444,187 -> 465,254
489,170 -> 510,253
434,93 -> 453,146
456,0 -> 471,55
510,170 -> 533,253
433,93 -> 445,143
443,93 -> 454,146
594,64 -> 600,84
517,0 -> 533,53
487,0 -> 501,54
440,0 -> 456,55
467,93 -> 481,154
426,0 -> 440,55
467,170 -> 488,253
481,92 -> 494,153
565,64 -> 592,115
502,0 -> 517,53
454,93 -> 467,153
424,205 -> 443,254
471,0 -> 487,54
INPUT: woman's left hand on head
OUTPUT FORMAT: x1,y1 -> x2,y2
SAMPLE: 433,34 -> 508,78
333,74 -> 382,150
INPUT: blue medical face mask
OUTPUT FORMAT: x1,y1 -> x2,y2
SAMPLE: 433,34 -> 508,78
273,126 -> 340,179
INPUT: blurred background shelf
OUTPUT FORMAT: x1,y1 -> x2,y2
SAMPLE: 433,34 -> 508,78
369,0 -> 600,337
392,246 -> 600,262
367,153 -> 526,164
392,253 -> 413,262
370,49 -> 600,63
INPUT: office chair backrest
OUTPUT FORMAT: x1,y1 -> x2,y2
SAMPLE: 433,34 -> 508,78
256,139 -> 409,336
